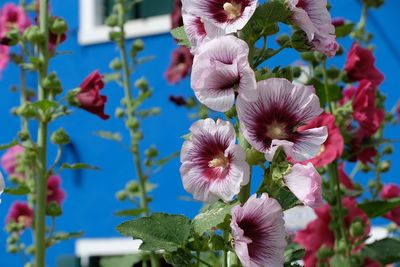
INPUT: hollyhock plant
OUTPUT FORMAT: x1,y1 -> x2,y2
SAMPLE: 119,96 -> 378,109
0,3 -> 31,36
191,35 -> 257,112
345,43 -> 384,87
230,193 -> 286,267
165,46 -> 193,84
380,184 -> 400,225
295,197 -> 370,267
182,0 -> 258,34
47,174 -> 65,205
283,163 -> 323,208
180,118 -> 250,202
298,112 -> 344,167
288,0 -> 339,57
236,78 -> 327,162
76,70 -> 109,120
1,145 -> 24,176
6,201 -> 34,228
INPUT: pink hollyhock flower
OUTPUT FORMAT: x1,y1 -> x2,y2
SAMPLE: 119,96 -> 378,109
352,80 -> 384,136
350,132 -> 377,164
191,35 -> 256,112
295,197 -> 370,267
0,3 -> 31,36
288,0 -> 339,57
181,10 -> 224,51
6,201 -> 34,228
48,30 -> 67,52
165,47 -> 193,84
338,163 -> 354,190
230,194 -> 286,267
284,163 -> 323,208
180,118 -> 250,202
0,45 -> 9,74
182,0 -> 257,34
77,70 -> 109,120
1,145 -> 24,175
332,17 -> 345,27
0,172 -> 4,198
298,112 -> 344,167
345,43 -> 384,87
380,184 -> 400,225
236,78 -> 327,162
364,258 -> 381,267
169,95 -> 187,106
47,174 -> 65,205
171,0 -> 183,29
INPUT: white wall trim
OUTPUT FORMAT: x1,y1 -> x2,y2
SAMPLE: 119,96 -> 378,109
79,0 -> 171,45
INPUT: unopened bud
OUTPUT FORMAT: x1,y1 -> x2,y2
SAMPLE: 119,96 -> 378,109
145,146 -> 158,158
50,18 -> 68,35
23,26 -> 44,43
51,128 -> 70,145
378,161 -> 390,173
350,220 -> 364,237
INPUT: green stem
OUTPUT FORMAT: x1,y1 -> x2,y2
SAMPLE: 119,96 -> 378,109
35,0 -> 50,266
116,2 -> 157,267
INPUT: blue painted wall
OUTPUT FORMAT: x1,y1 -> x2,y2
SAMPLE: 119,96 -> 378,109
0,0 -> 399,266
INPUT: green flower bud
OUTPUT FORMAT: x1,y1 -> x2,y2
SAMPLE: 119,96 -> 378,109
360,164 -> 371,173
133,132 -> 143,141
317,245 -> 334,260
291,30 -> 312,53
109,58 -> 122,70
43,72 -> 62,95
109,31 -> 123,42
115,107 -> 125,118
276,34 -> 290,46
135,77 -> 149,91
18,131 -> 30,142
50,18 -> 68,35
382,145 -> 393,155
378,161 -> 390,173
301,51 -> 317,62
131,39 -> 144,57
17,103 -> 38,118
292,66 -> 302,78
116,190 -> 127,201
350,220 -> 365,237
105,14 -> 118,27
26,245 -> 35,255
126,181 -> 139,193
145,146 -> 159,158
23,26 -> 45,43
66,88 -> 80,107
125,117 -> 140,130
7,244 -> 18,254
4,28 -> 20,46
51,128 -> 70,145
7,235 -> 19,244
336,238 -> 348,254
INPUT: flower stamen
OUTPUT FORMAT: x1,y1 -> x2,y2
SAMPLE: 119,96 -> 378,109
208,154 -> 229,168
223,2 -> 241,20
266,122 -> 288,140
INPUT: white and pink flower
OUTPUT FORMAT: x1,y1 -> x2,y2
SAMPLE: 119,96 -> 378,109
231,193 -> 286,267
236,78 -> 327,162
0,171 -> 4,199
288,0 -> 339,57
182,0 -> 258,34
284,163 -> 323,208
180,118 -> 250,202
191,35 -> 257,112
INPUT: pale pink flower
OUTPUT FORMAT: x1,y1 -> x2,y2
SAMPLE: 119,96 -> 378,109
0,3 -> 31,36
191,35 -> 257,112
236,78 -> 327,162
1,145 -> 24,176
288,0 -> 339,57
180,118 -> 250,202
181,9 -> 224,52
182,0 -> 257,34
284,163 -> 323,208
231,193 -> 286,267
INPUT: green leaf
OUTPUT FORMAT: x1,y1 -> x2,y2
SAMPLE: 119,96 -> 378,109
153,151 -> 179,167
362,238 -> 400,265
53,231 -> 84,241
0,140 -> 18,150
114,209 -> 146,217
192,201 -> 235,235
335,23 -> 355,38
275,188 -> 300,211
358,198 -> 400,218
284,244 -> 305,263
330,255 -> 351,267
60,163 -> 100,171
164,248 -> 195,267
95,131 -> 122,142
170,26 -> 190,47
4,185 -> 31,195
100,255 -> 143,267
117,213 -> 191,252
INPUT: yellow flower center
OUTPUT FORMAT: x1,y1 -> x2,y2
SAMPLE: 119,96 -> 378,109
267,122 -> 288,140
208,154 -> 229,168
223,2 -> 242,20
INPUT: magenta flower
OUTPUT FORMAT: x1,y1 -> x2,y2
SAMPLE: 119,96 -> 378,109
236,78 -> 327,162
288,0 -> 339,57
380,184 -> 400,225
6,201 -> 34,228
1,145 -> 24,176
180,118 -> 249,202
0,3 -> 31,36
165,46 -> 193,84
181,10 -> 223,51
191,35 -> 257,112
284,163 -> 323,208
47,174 -> 65,205
230,194 -> 286,267
0,45 -> 9,74
182,0 -> 257,34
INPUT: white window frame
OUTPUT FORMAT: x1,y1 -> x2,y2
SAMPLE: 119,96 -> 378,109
79,0 -> 171,45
